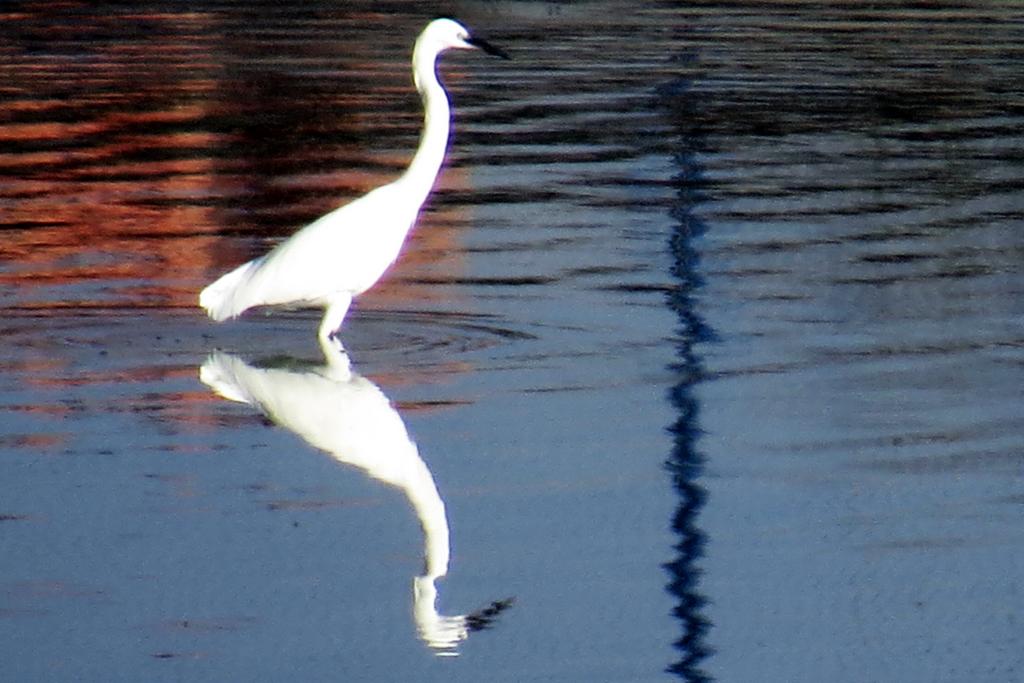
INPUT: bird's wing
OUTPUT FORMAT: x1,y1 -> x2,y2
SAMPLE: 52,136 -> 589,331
240,182 -> 420,308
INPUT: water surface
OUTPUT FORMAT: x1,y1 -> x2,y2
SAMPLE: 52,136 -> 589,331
2,2 -> 1023,681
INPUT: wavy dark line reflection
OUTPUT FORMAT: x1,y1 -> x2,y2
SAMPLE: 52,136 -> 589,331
660,74 -> 715,681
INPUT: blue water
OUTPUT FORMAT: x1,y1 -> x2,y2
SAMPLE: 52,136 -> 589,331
2,2 -> 1023,681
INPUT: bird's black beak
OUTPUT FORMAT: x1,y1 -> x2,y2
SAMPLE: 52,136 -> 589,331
467,35 -> 510,59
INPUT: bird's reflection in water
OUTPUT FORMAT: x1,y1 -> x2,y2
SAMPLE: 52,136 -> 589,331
199,337 -> 512,656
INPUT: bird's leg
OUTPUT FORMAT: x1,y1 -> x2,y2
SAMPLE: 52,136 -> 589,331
318,294 -> 353,344
317,333 -> 352,380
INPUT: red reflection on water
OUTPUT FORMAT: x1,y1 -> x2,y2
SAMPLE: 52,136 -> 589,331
1,7 -> 471,318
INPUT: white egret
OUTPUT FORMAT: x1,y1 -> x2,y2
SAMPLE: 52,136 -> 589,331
199,18 -> 508,341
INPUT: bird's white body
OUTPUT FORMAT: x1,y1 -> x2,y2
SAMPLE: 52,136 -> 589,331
199,19 -> 504,341
199,181 -> 420,334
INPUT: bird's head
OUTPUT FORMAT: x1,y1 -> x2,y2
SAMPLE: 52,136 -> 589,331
419,18 -> 509,60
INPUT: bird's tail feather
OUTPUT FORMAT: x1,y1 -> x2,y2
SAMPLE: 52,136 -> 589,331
199,259 -> 261,321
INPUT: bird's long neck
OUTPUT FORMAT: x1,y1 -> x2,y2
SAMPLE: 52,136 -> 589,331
399,46 -> 451,207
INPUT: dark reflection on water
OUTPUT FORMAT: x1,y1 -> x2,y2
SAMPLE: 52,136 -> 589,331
661,75 -> 714,681
661,4 -> 1024,681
